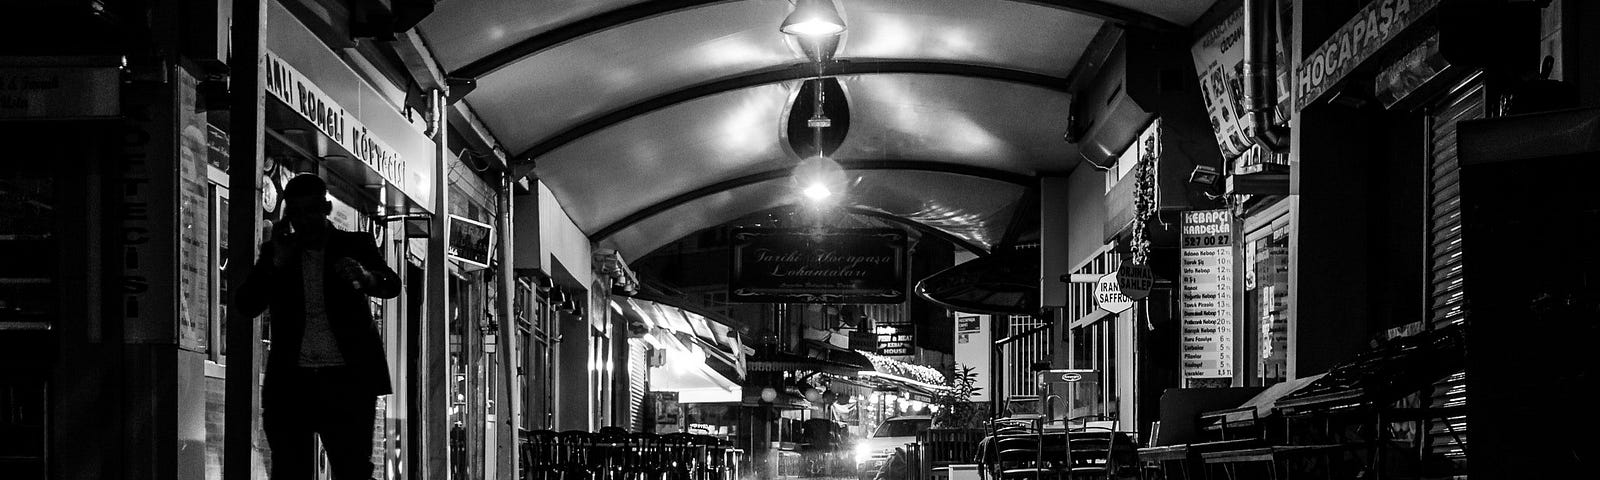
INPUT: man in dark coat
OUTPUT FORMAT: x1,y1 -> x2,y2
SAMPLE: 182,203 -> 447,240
235,174 -> 402,480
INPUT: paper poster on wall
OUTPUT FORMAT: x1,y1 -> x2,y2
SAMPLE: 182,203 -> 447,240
951,313 -> 993,402
1181,210 -> 1236,384
178,69 -> 211,352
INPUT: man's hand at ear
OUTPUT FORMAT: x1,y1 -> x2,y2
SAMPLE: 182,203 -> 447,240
335,257 -> 373,290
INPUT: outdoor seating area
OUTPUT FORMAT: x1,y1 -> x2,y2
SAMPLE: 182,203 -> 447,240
519,429 -> 743,480
1136,326 -> 1468,480
968,417 -> 1140,480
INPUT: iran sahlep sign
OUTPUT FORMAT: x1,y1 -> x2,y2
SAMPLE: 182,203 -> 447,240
729,228 -> 908,304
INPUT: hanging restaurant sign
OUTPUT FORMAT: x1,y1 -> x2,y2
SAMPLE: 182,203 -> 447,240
874,324 -> 915,357
447,215 -> 494,269
1117,263 -> 1155,301
1181,209 -> 1236,383
264,50 -> 407,187
1094,273 -> 1134,314
729,227 -> 907,304
1295,0 -> 1440,110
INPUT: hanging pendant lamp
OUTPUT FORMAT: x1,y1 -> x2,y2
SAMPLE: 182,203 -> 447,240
780,0 -> 846,37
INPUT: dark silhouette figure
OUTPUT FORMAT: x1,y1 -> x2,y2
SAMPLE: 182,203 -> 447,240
235,174 -> 402,479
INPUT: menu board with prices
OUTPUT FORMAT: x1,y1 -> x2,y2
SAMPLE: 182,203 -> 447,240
1181,210 -> 1236,382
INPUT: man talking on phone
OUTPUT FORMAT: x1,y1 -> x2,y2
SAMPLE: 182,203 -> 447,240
234,174 -> 402,479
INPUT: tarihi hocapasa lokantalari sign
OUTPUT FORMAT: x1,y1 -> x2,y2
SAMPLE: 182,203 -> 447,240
729,227 -> 907,304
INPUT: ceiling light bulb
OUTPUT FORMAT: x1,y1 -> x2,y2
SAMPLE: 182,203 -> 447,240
803,183 -> 831,200
783,19 -> 845,37
780,0 -> 846,37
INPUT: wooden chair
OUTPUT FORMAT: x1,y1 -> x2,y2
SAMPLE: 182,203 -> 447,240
1062,425 -> 1119,480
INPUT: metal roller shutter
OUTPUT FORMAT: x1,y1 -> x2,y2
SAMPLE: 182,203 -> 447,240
627,340 -> 649,432
1424,75 -> 1485,475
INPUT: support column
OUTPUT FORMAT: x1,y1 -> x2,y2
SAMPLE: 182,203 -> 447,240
223,1 -> 267,479
424,89 -> 452,480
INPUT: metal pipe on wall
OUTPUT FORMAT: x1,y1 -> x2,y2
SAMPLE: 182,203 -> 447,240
495,173 -> 519,480
1243,0 -> 1289,152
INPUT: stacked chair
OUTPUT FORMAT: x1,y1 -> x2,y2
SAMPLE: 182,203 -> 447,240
976,398 -> 1130,480
518,429 -> 738,480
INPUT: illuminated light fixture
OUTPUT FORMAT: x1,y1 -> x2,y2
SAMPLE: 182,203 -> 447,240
780,0 -> 846,37
802,183 -> 831,200
793,155 -> 846,205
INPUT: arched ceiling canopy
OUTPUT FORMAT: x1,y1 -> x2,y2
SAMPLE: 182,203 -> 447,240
439,0 -> 1184,81
416,0 -> 1215,259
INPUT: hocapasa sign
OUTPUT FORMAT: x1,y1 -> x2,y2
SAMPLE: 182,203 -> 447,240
729,227 -> 907,304
1296,0 -> 1440,110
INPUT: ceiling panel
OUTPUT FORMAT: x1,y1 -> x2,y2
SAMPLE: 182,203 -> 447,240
600,180 -> 796,261
535,83 -> 798,233
841,0 -> 1100,77
465,1 -> 797,153
832,74 -> 1076,174
535,74 -> 1063,240
599,170 -> 1026,260
416,0 -> 653,71
1101,0 -> 1215,26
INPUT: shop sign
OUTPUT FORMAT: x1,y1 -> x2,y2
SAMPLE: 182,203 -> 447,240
728,227 -> 907,304
1117,263 -> 1154,301
0,66 -> 119,119
1036,369 -> 1100,386
1296,0 -> 1441,110
956,316 -> 982,333
1094,273 -> 1134,314
1374,31 -> 1450,109
1190,4 -> 1293,163
264,51 -> 407,188
874,324 -> 915,357
1180,209 -> 1236,381
447,215 -> 494,269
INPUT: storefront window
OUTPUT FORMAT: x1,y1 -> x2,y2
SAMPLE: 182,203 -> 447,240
1244,214 -> 1291,386
1064,249 -> 1121,422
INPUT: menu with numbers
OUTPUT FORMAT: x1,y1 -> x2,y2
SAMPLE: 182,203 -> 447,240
1181,210 -> 1236,382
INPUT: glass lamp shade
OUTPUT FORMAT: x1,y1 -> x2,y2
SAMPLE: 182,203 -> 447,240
780,0 -> 845,37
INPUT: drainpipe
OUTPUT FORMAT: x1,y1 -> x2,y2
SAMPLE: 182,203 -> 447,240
495,172 -> 519,480
1243,0 -> 1289,152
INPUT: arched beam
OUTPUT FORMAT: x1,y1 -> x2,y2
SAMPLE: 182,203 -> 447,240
590,159 -> 1033,240
448,0 -> 1181,79
512,60 -> 1069,167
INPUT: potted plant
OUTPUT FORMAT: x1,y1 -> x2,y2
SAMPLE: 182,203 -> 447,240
930,364 -> 984,430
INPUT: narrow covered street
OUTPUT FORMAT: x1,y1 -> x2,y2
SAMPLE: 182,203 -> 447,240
1,1 -> 1597,480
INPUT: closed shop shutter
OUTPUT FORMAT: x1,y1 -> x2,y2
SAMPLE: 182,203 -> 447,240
1425,75 -> 1485,473
627,340 -> 649,432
